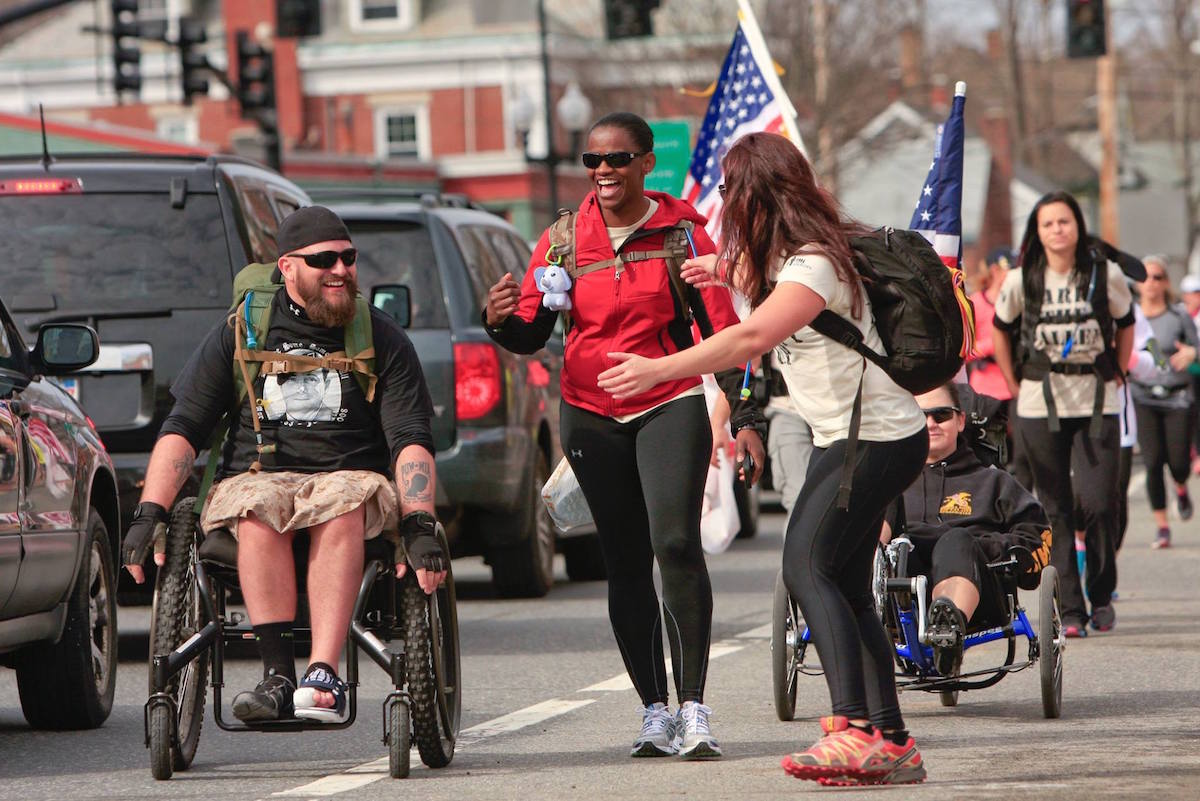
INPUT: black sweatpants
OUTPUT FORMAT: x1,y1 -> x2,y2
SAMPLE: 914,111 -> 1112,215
907,529 -> 1008,628
1016,415 -> 1120,626
561,395 -> 712,706
1133,402 -> 1193,511
782,430 -> 928,731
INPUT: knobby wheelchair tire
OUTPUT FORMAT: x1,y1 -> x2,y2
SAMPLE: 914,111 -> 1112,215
401,570 -> 460,769
149,497 -> 209,780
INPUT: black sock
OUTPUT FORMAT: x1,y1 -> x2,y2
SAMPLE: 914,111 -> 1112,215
253,621 -> 296,684
882,728 -> 910,746
847,720 -> 876,735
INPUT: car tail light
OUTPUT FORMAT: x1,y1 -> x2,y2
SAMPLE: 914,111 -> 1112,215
0,178 -> 83,195
454,342 -> 502,421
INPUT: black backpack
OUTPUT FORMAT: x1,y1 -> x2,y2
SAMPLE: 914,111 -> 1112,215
809,226 -> 976,508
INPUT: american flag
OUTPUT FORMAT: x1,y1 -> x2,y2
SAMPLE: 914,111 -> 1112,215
681,0 -> 802,242
910,82 -> 967,268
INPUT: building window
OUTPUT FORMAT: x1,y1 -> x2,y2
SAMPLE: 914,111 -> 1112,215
374,106 -> 429,160
351,0 -> 415,31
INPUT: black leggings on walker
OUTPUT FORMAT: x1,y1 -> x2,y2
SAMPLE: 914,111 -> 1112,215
561,395 -> 713,706
782,430 -> 928,731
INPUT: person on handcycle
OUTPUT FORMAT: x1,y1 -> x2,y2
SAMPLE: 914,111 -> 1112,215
882,381 -> 1051,679
122,206 -> 447,724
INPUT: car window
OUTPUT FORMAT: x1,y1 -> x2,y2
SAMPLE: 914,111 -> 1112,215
1,193 -> 229,309
0,306 -> 18,372
241,188 -> 280,263
505,232 -> 533,281
273,193 -> 301,220
343,220 -> 450,328
456,226 -> 508,306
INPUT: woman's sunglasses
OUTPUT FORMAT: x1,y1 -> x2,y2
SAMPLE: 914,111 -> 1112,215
922,406 -> 960,423
581,151 -> 646,169
290,248 -> 357,269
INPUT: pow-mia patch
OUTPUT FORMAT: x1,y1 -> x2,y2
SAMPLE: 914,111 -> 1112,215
939,491 -> 972,515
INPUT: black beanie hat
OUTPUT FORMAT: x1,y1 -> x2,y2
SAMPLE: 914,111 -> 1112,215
276,206 -> 352,258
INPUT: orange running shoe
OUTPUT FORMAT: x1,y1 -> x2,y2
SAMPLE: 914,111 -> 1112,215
817,735 -> 927,786
780,716 -> 884,782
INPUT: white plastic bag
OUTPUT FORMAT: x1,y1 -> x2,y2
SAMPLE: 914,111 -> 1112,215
700,448 -> 740,554
541,456 -> 594,532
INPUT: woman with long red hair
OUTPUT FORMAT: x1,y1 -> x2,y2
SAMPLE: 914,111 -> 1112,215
598,132 -> 930,786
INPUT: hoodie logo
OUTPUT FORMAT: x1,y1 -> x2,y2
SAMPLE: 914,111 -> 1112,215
939,491 -> 972,515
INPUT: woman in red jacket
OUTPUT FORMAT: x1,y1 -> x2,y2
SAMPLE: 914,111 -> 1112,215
483,111 -> 765,760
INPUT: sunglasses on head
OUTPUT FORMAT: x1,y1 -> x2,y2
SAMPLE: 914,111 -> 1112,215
290,248 -> 357,269
922,406 -> 960,423
581,151 -> 646,169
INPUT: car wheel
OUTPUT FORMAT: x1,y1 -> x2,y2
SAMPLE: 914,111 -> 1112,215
489,451 -> 555,598
562,535 -> 606,582
15,508 -> 118,729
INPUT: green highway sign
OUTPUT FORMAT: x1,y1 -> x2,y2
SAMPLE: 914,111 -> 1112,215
645,119 -> 692,196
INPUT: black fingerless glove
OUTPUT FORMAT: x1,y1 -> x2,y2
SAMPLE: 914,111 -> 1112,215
399,511 -> 446,573
123,501 -> 170,567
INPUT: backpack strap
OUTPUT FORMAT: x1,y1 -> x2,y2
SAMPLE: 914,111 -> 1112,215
548,211 -> 578,333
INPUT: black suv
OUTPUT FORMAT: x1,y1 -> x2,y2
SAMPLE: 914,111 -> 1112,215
0,153 -> 311,595
0,293 -> 121,729
322,193 -> 604,597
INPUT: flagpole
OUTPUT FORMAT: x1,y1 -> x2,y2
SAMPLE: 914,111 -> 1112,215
735,0 -> 805,156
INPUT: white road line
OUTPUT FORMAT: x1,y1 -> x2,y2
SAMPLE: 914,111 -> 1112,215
268,624 -> 768,796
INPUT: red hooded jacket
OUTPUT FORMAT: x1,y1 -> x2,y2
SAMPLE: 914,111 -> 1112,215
485,190 -> 748,420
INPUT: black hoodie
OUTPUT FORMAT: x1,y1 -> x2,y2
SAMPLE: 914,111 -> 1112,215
898,437 -> 1050,563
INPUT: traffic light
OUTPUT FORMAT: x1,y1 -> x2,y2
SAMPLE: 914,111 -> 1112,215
1066,0 -> 1106,59
603,0 -> 659,40
236,30 -> 276,120
110,0 -> 141,94
178,17 -> 209,105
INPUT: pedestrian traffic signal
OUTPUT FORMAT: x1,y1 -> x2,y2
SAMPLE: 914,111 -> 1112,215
110,0 -> 141,94
178,17 -> 209,105
236,30 -> 275,120
1066,0 -> 1106,59
603,0 -> 659,40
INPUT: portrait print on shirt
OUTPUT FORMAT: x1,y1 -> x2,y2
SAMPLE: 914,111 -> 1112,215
259,343 -> 349,426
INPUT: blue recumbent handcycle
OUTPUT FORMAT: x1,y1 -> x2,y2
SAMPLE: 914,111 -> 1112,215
772,535 -> 1063,720
143,496 -> 461,780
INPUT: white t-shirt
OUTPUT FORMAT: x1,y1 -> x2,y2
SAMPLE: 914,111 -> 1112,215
993,262 -> 1132,419
772,251 -> 925,448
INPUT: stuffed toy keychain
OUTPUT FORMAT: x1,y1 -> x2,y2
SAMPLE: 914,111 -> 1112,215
534,246 -> 573,311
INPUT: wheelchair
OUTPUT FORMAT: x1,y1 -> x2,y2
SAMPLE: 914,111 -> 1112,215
771,535 -> 1063,721
143,497 -> 461,781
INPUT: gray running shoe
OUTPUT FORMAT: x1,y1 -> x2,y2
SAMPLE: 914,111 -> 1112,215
675,701 -> 722,759
631,703 -> 677,757
232,670 -> 295,721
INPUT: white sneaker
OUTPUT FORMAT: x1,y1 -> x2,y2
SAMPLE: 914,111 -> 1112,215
675,701 -> 722,759
631,702 -> 677,757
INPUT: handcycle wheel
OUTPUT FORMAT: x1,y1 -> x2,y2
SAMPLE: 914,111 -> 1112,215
387,699 -> 411,779
148,497 -> 210,780
771,570 -> 799,722
401,528 -> 460,769
1038,565 -> 1063,719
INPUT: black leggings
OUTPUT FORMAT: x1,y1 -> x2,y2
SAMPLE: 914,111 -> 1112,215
1017,415 -> 1120,625
1133,403 -> 1193,511
561,395 -> 712,706
782,430 -> 928,731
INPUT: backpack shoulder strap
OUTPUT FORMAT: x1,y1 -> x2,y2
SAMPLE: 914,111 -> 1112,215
809,310 -> 889,370
548,211 -> 577,278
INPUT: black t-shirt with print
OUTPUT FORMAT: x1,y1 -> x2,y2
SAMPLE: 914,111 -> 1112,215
160,288 -> 435,479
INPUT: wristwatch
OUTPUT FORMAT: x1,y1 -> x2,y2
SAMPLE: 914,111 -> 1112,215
132,501 -> 171,524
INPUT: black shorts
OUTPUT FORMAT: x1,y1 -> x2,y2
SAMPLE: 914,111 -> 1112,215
907,528 -> 1009,628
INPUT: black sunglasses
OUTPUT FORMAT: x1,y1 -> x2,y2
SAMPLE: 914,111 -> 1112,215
581,151 -> 646,169
290,248 -> 357,269
921,406 -> 961,423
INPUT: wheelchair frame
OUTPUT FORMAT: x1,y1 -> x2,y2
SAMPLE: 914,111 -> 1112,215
772,535 -> 1063,721
142,497 -> 461,780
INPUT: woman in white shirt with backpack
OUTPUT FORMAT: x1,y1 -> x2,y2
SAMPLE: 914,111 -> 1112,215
597,132 -> 929,786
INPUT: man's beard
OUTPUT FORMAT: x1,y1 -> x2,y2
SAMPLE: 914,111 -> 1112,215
301,273 -> 359,327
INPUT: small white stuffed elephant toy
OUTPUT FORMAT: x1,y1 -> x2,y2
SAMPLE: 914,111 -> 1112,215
533,264 -> 573,311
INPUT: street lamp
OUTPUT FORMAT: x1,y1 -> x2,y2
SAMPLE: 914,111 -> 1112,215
516,0 -> 593,222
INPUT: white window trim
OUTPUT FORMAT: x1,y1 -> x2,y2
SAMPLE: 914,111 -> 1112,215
349,0 -> 416,32
374,105 -> 431,161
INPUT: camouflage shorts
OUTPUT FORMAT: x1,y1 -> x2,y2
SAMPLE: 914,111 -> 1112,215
200,470 -> 398,540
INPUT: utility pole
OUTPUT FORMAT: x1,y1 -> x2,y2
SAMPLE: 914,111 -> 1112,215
811,0 -> 834,191
537,0 -> 558,217
1096,18 -> 1118,244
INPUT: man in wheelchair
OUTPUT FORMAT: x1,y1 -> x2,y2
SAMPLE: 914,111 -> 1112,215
882,382 -> 1051,679
122,206 -> 447,724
